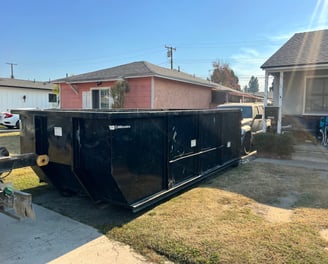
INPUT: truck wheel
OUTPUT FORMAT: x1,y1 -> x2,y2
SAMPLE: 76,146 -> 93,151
242,132 -> 252,155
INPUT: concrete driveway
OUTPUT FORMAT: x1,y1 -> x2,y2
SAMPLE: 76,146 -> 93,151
0,204 -> 150,264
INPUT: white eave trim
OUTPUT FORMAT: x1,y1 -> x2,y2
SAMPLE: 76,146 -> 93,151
262,63 -> 328,73
55,78 -> 121,84
0,84 -> 53,91
56,74 -> 215,89
141,74 -> 216,88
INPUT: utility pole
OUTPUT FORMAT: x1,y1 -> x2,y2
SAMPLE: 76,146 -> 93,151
6,62 -> 18,79
165,45 -> 176,70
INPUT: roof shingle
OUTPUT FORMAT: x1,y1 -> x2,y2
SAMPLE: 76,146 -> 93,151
55,61 -> 216,88
261,29 -> 328,69
0,78 -> 54,90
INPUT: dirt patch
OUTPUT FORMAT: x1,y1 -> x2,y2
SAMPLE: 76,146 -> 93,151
251,204 -> 293,223
320,229 -> 328,241
251,191 -> 300,223
320,229 -> 328,251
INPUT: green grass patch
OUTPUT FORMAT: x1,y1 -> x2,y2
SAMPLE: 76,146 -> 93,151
2,167 -> 49,196
0,133 -> 49,195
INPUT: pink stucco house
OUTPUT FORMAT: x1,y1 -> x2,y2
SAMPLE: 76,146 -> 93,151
54,61 -> 217,110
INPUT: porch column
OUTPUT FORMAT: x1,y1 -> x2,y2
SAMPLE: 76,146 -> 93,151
262,71 -> 269,132
277,71 -> 284,134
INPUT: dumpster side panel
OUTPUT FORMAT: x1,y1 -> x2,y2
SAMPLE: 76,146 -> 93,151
20,112 -> 85,194
36,113 -> 84,194
19,112 -> 37,155
34,116 -> 48,155
41,162 -> 83,195
72,118 -> 121,203
168,114 -> 198,160
47,115 -> 73,165
169,157 -> 197,184
168,114 -> 199,185
221,111 -> 241,164
198,113 -> 222,173
110,117 -> 166,203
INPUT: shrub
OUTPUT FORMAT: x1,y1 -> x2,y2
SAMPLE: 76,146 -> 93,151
110,80 -> 129,108
253,133 -> 294,158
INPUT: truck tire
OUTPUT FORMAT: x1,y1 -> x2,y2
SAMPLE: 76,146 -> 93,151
242,132 -> 252,155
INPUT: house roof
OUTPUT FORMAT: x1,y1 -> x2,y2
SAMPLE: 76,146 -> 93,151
55,61 -> 216,88
261,29 -> 328,70
213,84 -> 264,100
0,78 -> 54,90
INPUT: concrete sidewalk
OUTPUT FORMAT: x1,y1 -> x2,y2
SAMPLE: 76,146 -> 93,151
254,157 -> 328,170
0,204 -> 150,264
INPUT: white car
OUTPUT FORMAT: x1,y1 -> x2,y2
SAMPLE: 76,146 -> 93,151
0,112 -> 20,129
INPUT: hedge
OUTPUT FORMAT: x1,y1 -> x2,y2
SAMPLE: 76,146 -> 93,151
253,133 -> 294,158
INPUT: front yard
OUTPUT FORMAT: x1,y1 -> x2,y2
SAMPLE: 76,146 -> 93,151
103,163 -> 328,263
1,132 -> 328,263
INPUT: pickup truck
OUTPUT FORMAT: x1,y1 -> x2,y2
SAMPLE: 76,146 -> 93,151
217,102 -> 271,154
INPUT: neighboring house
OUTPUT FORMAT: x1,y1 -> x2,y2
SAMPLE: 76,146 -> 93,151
0,78 -> 58,112
55,61 -> 217,110
261,29 -> 328,134
253,91 -> 273,103
211,84 -> 264,106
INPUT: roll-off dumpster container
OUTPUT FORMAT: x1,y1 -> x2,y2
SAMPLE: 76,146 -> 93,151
14,108 -> 241,212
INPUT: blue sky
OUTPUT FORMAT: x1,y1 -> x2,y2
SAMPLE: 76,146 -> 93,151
1,0 -> 328,90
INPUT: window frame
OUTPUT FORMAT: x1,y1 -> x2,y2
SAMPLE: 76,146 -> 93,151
90,87 -> 113,109
48,93 -> 57,103
303,75 -> 328,115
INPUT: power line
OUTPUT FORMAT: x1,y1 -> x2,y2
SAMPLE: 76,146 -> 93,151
6,62 -> 17,79
165,45 -> 176,70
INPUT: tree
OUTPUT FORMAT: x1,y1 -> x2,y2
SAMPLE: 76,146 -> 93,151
246,76 -> 259,93
51,84 -> 60,106
110,80 -> 129,108
210,61 -> 240,90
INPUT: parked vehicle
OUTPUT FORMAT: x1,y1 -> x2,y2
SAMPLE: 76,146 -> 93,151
0,112 -> 20,129
217,102 -> 271,154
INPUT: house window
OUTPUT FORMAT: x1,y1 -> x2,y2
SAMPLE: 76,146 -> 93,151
91,88 -> 113,109
48,93 -> 57,103
305,77 -> 328,114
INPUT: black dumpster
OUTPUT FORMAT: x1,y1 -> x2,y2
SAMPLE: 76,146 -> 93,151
14,108 -> 241,212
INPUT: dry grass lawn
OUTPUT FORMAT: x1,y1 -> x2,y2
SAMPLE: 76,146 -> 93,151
0,132 -> 47,194
1,132 -> 328,263
105,163 -> 328,263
